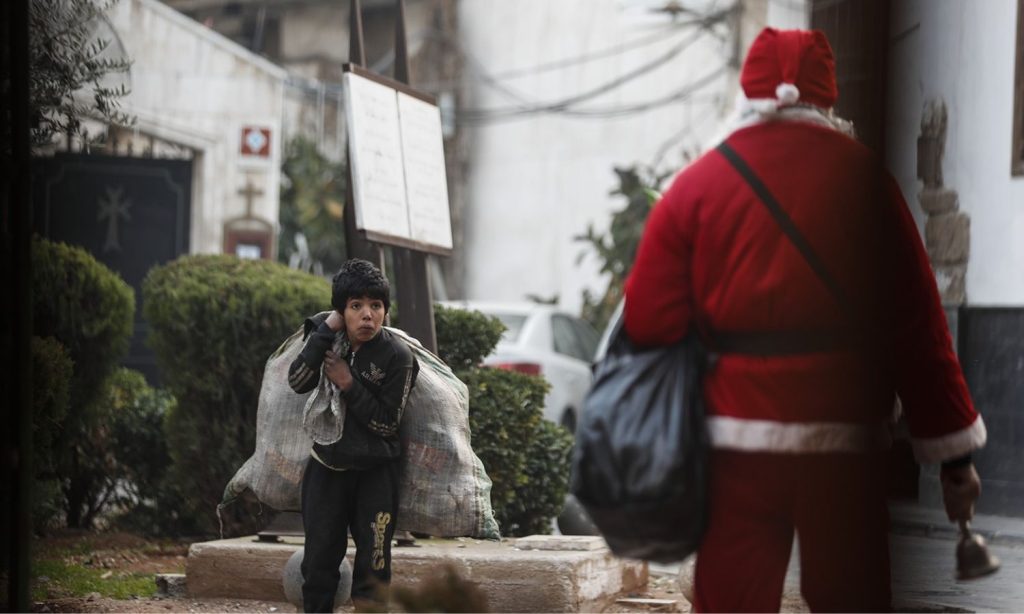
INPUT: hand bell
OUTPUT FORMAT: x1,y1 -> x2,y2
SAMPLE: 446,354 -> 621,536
956,519 -> 1000,580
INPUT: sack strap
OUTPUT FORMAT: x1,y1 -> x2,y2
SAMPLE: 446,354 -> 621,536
716,142 -> 857,323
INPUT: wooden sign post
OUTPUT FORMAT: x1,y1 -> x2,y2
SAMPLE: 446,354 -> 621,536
342,0 -> 449,353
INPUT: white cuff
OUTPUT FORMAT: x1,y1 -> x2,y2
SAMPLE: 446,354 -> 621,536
910,415 -> 987,464
708,417 -> 890,454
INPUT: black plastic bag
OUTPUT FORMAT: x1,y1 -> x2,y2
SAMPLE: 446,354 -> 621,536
570,320 -> 709,563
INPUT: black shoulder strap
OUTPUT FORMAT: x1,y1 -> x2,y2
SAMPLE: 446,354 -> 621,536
715,141 -> 856,322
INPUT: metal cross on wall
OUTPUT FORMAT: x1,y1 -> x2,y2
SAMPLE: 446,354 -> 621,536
97,185 -> 133,252
238,180 -> 264,218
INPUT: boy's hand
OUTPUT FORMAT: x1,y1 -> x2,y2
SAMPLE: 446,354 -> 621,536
325,310 -> 344,332
323,350 -> 353,390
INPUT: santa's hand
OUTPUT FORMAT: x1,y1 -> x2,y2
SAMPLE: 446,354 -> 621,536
941,463 -> 981,522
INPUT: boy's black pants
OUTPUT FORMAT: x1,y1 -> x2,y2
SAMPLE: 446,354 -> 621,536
300,457 -> 399,613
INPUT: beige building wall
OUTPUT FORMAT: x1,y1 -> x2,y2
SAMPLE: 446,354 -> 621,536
107,0 -> 287,256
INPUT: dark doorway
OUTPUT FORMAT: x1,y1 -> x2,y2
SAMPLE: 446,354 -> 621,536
32,153 -> 192,383
811,0 -> 892,158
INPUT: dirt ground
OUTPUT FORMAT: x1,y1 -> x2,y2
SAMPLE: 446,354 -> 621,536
34,531 -> 189,575
34,573 -> 813,614
35,582 -> 685,614
34,595 -> 292,613
33,576 -> 690,613
30,531 -> 808,613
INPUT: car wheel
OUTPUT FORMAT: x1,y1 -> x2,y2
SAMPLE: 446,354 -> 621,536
559,409 -> 577,433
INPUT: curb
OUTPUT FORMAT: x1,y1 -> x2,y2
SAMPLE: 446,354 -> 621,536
889,507 -> 1024,547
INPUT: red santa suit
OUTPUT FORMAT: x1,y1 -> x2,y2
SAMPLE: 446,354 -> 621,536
624,28 -> 985,612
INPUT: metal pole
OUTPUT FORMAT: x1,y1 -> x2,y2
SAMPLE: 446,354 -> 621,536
393,0 -> 410,85
4,0 -> 34,609
390,0 -> 437,353
349,0 -> 365,66
342,0 -> 381,267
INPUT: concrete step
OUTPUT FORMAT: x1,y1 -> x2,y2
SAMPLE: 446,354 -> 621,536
185,535 -> 647,612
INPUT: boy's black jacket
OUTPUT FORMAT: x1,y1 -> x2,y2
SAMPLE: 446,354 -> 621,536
288,313 -> 419,470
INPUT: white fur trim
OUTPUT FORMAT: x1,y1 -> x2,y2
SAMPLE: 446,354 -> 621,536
708,416 -> 891,454
910,416 -> 987,464
738,96 -> 779,115
776,82 -> 800,105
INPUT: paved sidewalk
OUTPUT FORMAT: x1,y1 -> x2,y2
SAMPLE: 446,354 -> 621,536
889,504 -> 1024,612
890,503 -> 1024,545
648,504 -> 1024,613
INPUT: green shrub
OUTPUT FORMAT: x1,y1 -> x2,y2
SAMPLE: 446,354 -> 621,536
31,336 -> 74,531
433,304 -> 573,536
458,367 -> 549,535
31,237 -> 135,527
433,304 -> 505,371
31,336 -> 73,469
505,420 -> 574,536
31,237 -> 134,412
56,368 -> 177,530
102,368 -> 177,535
143,255 -> 330,535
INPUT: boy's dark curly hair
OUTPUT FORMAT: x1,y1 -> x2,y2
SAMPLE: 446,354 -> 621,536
331,259 -> 390,313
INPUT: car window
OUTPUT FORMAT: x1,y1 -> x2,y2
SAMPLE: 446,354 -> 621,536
569,317 -> 600,362
490,313 -> 527,343
552,315 -> 589,361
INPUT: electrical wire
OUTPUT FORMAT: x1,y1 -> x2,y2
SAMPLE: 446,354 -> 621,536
456,10 -> 734,123
284,3 -> 737,128
488,14 -> 716,80
414,4 -> 735,106
461,27 -> 705,118
458,64 -> 729,125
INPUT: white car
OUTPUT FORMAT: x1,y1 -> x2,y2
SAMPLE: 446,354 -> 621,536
440,301 -> 600,432
594,299 -> 624,363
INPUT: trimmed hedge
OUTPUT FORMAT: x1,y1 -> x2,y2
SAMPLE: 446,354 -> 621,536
31,336 -> 74,531
31,336 -> 73,464
435,305 -> 571,536
31,237 -> 134,416
143,255 -> 330,535
31,237 -> 135,527
102,368 -> 177,535
458,368 -> 547,534
434,304 -> 505,371
507,419 -> 574,536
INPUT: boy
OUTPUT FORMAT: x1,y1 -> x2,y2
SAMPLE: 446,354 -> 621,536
288,258 -> 418,612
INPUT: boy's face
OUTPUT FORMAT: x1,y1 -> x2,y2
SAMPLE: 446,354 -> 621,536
343,295 -> 386,349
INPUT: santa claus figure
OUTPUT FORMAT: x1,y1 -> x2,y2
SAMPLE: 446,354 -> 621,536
625,27 -> 986,612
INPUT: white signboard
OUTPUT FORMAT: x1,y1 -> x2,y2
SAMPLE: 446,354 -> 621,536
343,72 -> 410,240
343,70 -> 453,251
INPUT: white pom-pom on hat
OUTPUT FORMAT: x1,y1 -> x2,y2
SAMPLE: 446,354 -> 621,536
776,82 -> 800,105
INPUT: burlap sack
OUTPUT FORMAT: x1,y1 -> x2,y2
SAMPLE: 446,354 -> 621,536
222,323 -> 500,539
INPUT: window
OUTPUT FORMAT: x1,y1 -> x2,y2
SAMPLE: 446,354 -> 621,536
552,315 -> 589,362
1013,0 -> 1024,176
490,313 -> 527,344
569,318 -> 601,362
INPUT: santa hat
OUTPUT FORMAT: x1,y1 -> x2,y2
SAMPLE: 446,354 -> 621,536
739,27 -> 838,113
